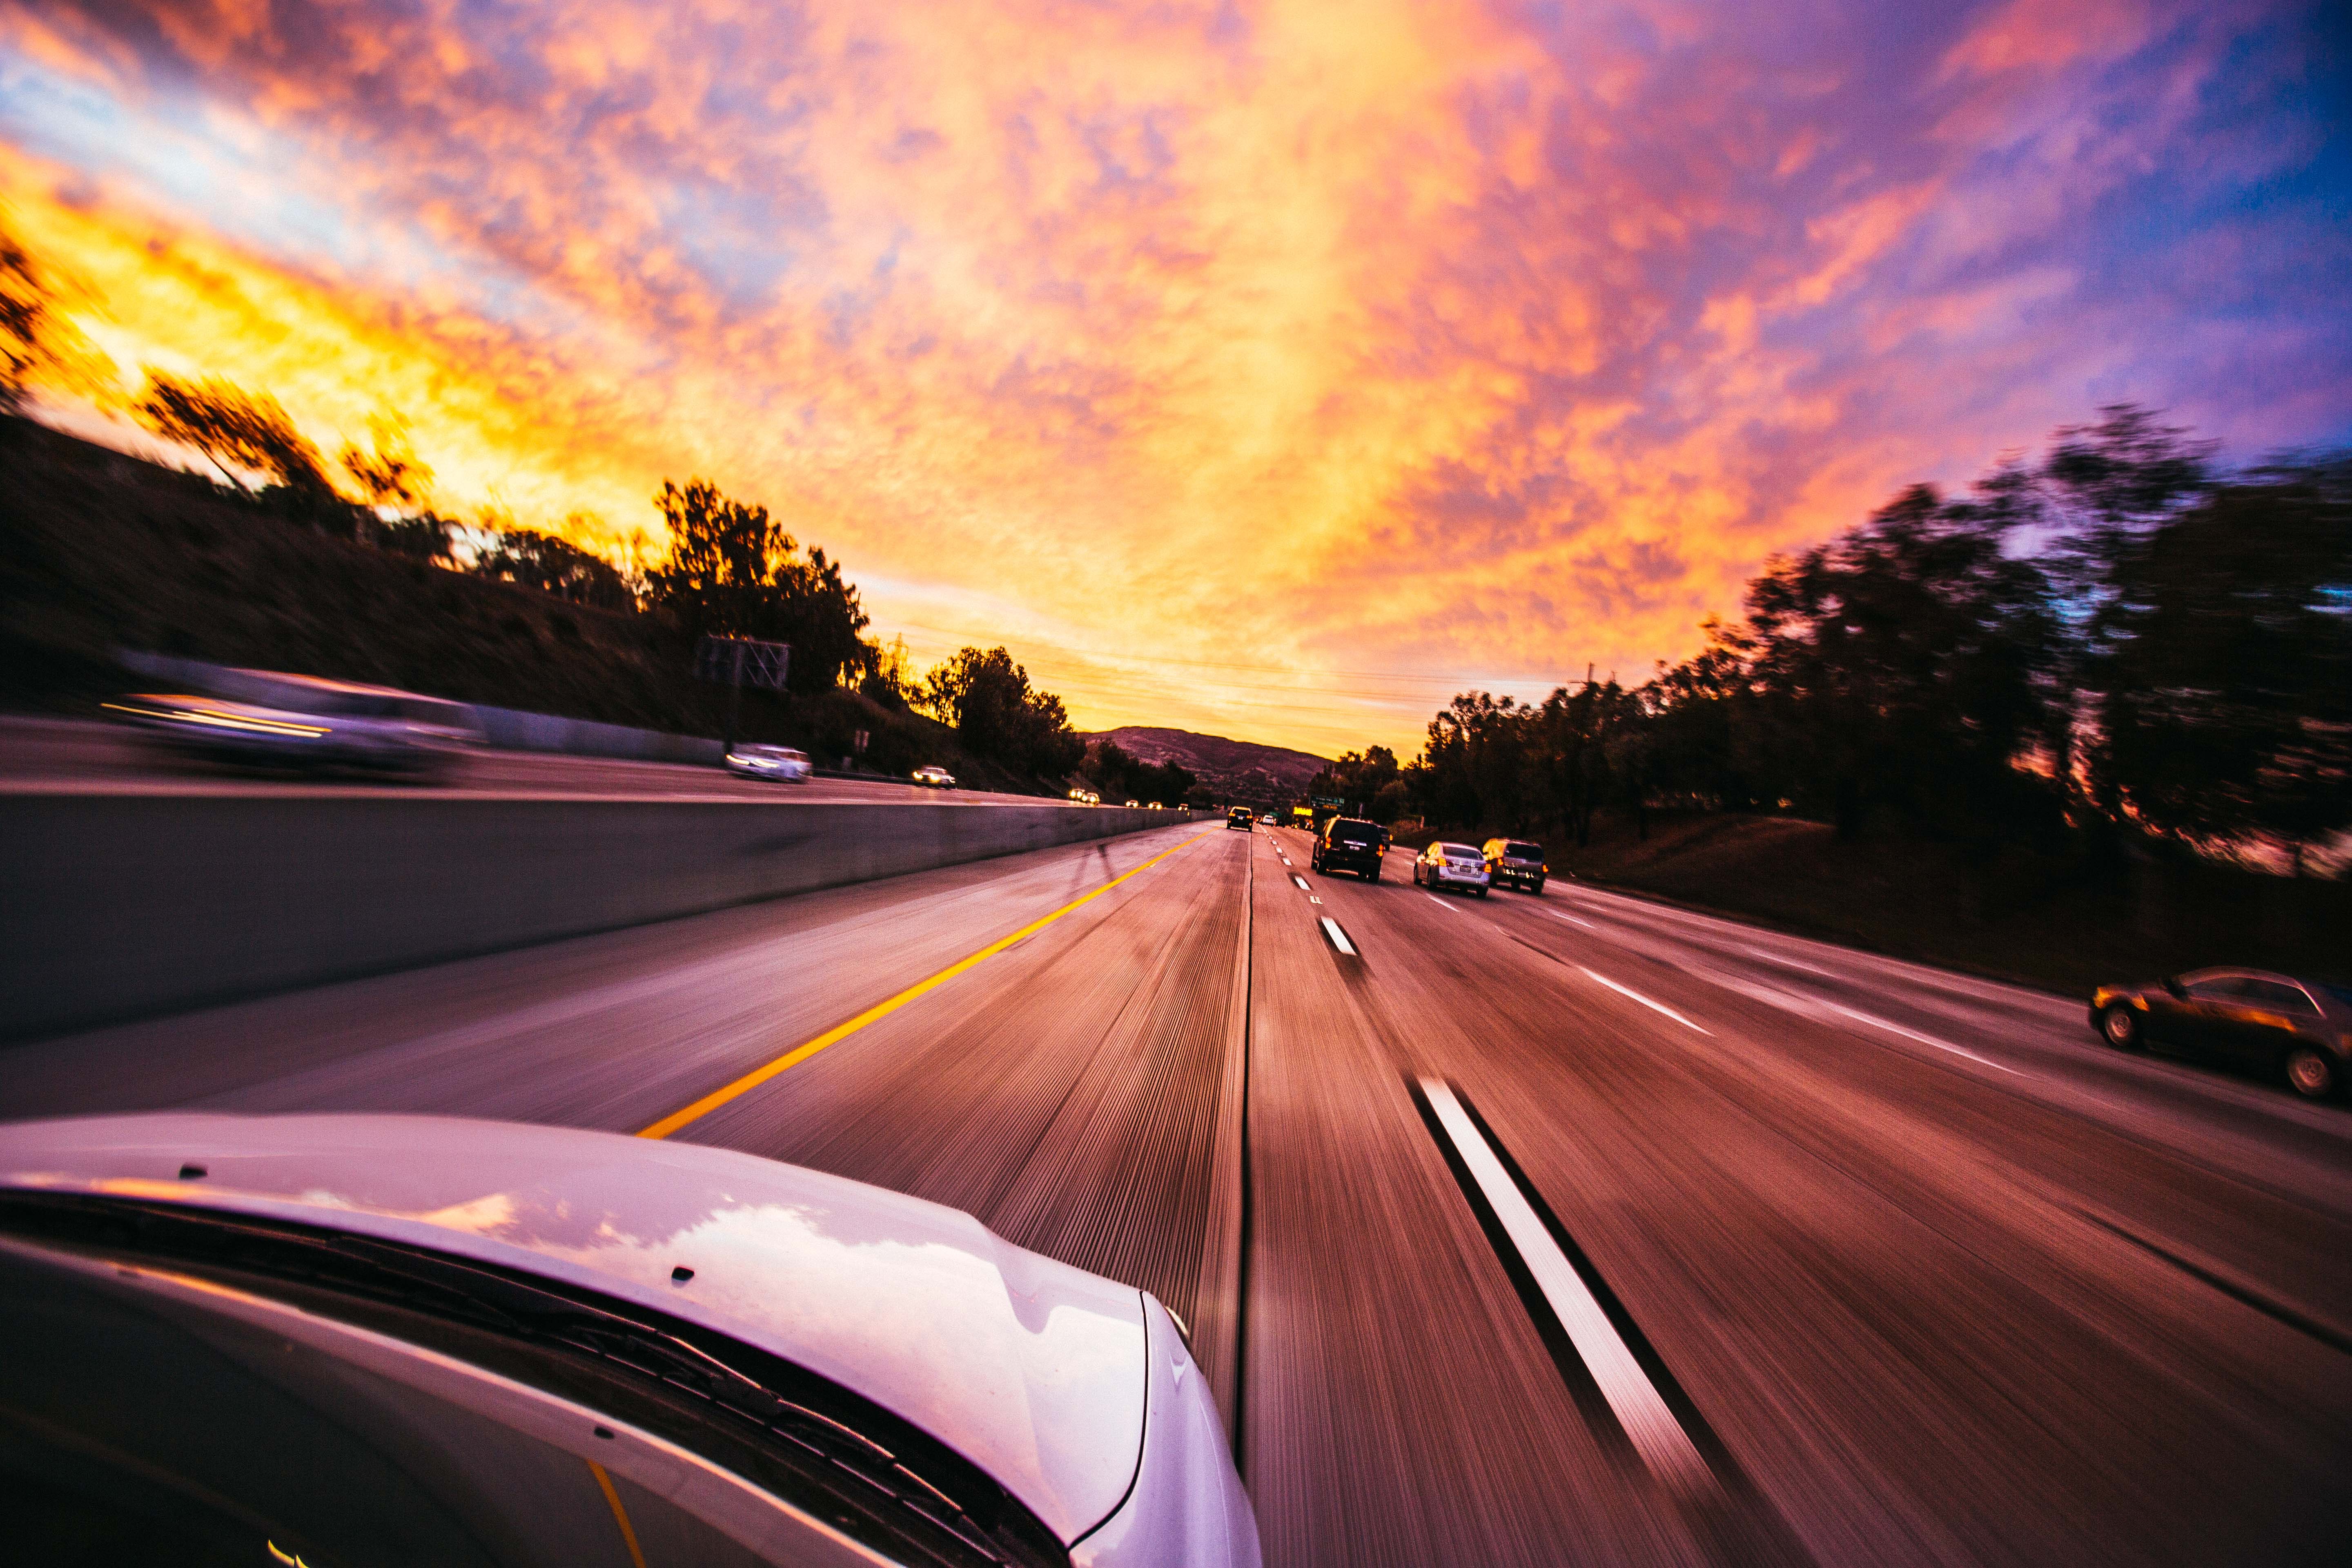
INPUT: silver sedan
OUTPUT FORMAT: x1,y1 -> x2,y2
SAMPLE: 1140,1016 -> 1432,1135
0,1113 -> 1262,1567
1413,840 -> 1492,896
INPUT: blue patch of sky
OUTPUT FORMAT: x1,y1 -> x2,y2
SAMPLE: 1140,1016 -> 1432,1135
0,47 -> 606,350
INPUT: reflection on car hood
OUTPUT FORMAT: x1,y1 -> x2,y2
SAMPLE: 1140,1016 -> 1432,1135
0,1112 -> 1145,1545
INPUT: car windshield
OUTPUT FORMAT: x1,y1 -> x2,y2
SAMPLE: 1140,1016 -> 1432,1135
0,1194 -> 1061,1568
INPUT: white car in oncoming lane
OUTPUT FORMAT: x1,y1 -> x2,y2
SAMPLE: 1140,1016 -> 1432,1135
0,1114 -> 1262,1568
724,743 -> 814,782
1413,841 -> 1492,896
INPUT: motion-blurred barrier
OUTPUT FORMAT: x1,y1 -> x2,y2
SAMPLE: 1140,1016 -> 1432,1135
117,651 -> 724,765
0,796 -> 1204,1040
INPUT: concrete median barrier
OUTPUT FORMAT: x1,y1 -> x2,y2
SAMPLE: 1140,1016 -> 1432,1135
0,796 -> 1208,1040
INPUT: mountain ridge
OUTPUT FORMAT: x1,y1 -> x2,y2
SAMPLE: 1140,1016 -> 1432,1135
1080,725 -> 1328,800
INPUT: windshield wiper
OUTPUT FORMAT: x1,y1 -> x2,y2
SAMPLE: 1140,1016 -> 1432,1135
0,1192 -> 1067,1568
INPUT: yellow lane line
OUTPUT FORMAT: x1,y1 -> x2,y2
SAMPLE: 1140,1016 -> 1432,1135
636,829 -> 1217,1140
588,1460 -> 650,1568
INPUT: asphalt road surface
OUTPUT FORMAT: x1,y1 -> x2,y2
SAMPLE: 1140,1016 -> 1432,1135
0,715 -> 1052,804
7,820 -> 2350,1566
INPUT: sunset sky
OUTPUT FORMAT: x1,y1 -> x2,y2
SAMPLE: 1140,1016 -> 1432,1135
3,0 -> 2345,755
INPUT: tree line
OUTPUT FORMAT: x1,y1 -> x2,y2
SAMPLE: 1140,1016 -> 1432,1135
1,220 -> 1094,788
1320,407 -> 2350,877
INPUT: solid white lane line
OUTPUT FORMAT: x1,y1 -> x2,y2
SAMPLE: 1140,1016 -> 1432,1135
1419,1078 -> 1715,1498
1292,875 -> 1309,889
1579,967 -> 1710,1034
1554,912 -> 1597,929
1321,917 -> 1356,956
1424,893 -> 1458,912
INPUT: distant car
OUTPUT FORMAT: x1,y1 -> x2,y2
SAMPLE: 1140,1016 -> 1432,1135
1414,840 -> 1491,895
1085,791 -> 1100,805
1127,799 -> 1141,808
1311,817 -> 1386,881
1483,838 -> 1548,893
105,679 -> 480,780
1070,786 -> 1092,803
1147,801 -> 1163,811
913,765 -> 957,788
1227,806 -> 1254,831
724,743 -> 812,782
0,1113 -> 1262,1568
2091,968 -> 2351,1099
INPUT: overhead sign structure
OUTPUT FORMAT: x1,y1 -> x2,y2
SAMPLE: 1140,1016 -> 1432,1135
694,635 -> 791,693
693,635 -> 791,756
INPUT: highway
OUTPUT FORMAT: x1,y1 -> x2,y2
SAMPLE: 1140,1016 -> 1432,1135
6,819 -> 2349,1565
0,715 -> 1053,804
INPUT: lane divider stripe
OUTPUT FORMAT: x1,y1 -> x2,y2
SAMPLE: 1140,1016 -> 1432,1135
1423,893 -> 1458,912
636,829 -> 1216,1139
1321,917 -> 1356,956
1418,1078 -> 1715,1497
1578,967 -> 1710,1034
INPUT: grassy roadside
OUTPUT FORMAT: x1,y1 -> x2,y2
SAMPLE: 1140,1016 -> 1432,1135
1388,811 -> 2348,997
0,416 -> 1031,791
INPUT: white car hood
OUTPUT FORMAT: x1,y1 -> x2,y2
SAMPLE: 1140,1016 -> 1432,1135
0,1113 -> 1147,1545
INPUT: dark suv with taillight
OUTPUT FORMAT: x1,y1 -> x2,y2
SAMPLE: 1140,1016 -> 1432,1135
1483,838 -> 1547,893
1311,817 -> 1386,881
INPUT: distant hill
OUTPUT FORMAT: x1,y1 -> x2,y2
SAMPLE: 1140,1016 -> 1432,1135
1081,726 -> 1328,802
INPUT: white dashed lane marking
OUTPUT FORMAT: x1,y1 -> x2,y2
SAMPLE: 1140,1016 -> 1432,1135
1419,1078 -> 1717,1499
1579,967 -> 1709,1034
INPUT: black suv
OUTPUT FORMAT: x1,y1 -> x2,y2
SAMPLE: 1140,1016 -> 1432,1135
1227,806 -> 1254,830
1483,838 -> 1547,893
1312,817 -> 1386,881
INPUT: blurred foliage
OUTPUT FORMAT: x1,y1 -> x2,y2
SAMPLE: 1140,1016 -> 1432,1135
0,216 -> 111,413
645,477 -> 870,694
1078,738 -> 1195,805
919,646 -> 1087,782
1402,405 -> 2351,881
475,525 -> 635,611
133,370 -> 337,497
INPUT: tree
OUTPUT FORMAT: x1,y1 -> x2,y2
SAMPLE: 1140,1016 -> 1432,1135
1309,746 -> 1403,819
340,416 -> 434,512
1737,481 -> 2060,838
2087,461 -> 2352,873
921,646 -> 1086,780
132,370 -> 336,494
646,477 -> 871,690
0,222 -> 107,414
475,525 -> 636,610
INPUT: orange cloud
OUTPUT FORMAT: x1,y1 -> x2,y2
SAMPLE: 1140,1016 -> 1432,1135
1,0 -> 2342,755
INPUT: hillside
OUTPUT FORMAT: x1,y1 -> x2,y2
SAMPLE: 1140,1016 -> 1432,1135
0,416 -> 1034,790
1082,725 -> 1328,801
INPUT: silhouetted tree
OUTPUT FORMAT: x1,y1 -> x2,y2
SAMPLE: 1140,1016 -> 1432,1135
476,526 -> 635,610
646,477 -> 870,691
132,370 -> 336,495
0,221 -> 107,414
921,646 -> 1086,780
340,416 -> 434,512
2087,460 -> 2352,873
